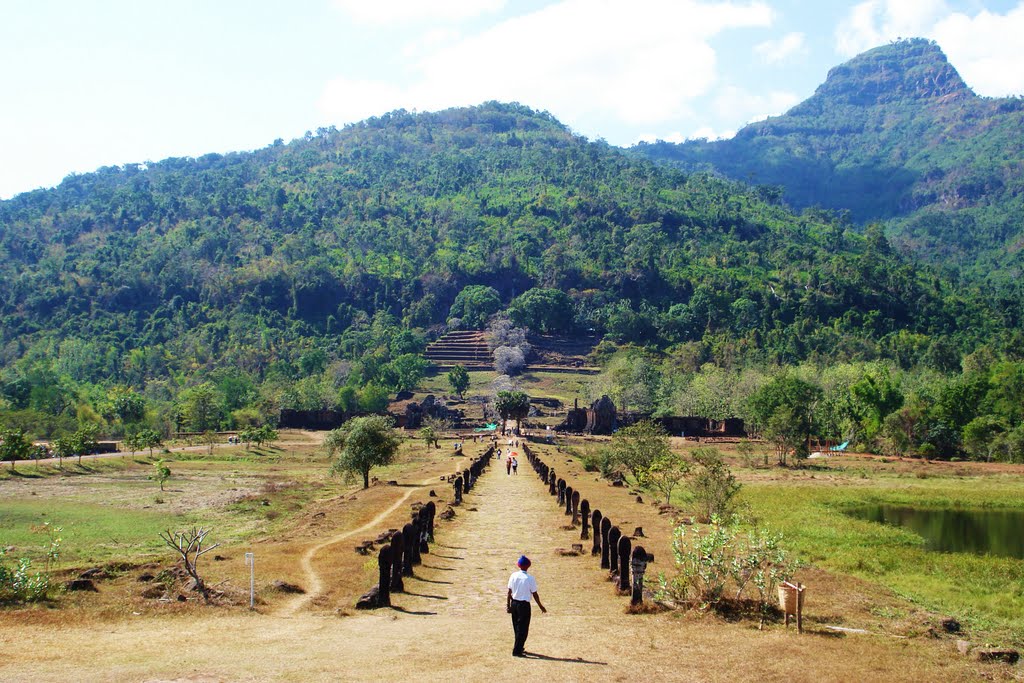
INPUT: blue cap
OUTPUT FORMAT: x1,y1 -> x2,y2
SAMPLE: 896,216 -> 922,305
517,555 -> 531,569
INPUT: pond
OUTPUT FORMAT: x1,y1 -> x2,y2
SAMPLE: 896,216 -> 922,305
845,505 -> 1024,559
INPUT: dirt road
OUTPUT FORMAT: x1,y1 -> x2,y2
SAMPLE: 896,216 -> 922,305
0,443 -> 982,682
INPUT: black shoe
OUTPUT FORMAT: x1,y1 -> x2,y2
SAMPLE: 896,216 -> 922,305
512,651 -> 525,657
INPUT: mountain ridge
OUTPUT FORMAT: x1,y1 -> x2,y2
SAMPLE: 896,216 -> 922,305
633,39 -> 1024,283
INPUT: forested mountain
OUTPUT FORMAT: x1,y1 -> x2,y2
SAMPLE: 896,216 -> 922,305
635,39 -> 1024,283
0,101 -> 1017,440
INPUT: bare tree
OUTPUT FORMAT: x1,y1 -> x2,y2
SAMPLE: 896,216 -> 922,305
159,527 -> 220,603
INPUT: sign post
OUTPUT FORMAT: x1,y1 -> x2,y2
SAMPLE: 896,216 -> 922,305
245,552 -> 255,609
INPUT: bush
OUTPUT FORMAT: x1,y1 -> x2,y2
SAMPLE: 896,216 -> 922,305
494,346 -> 526,376
657,516 -> 798,622
0,553 -> 49,603
688,447 -> 741,523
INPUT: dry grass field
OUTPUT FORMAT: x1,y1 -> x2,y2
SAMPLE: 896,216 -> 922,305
1,430 -> 1019,681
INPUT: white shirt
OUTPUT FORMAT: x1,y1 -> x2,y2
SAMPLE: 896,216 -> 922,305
507,569 -> 538,601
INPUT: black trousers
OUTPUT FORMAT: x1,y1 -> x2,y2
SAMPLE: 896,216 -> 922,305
510,599 -> 531,654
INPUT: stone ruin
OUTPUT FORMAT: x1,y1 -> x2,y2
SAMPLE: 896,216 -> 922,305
556,396 -> 617,435
403,395 -> 461,430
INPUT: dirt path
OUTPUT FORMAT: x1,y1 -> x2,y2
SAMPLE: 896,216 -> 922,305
0,443 -> 985,682
279,474 -> 439,616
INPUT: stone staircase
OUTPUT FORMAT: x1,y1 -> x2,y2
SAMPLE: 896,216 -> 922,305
424,331 -> 492,369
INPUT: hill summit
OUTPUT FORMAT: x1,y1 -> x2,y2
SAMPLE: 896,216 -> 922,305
634,38 -> 1024,284
804,38 -> 972,109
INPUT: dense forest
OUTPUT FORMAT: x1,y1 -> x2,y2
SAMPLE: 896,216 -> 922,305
636,39 -> 1024,288
0,89 -> 1021,459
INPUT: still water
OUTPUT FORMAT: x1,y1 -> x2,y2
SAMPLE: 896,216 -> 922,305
846,505 -> 1024,559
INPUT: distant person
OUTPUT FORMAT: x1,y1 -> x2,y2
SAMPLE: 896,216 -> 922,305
506,555 -> 546,657
497,448 -> 502,460
506,455 -> 512,475
511,456 -> 518,475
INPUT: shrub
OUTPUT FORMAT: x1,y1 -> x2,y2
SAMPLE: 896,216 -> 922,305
657,516 -> 798,623
688,447 -> 741,523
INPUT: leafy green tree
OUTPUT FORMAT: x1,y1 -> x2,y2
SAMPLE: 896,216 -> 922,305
494,390 -> 530,433
962,415 -> 1006,462
356,383 -> 390,413
72,425 -> 100,465
108,387 -> 146,423
0,428 -> 33,471
382,353 -> 428,392
508,288 -> 573,333
748,374 -> 822,464
449,285 -> 501,329
687,448 -> 741,523
140,428 -> 164,457
325,415 -> 402,488
418,424 -> 438,450
178,383 -> 221,433
122,430 -> 147,457
607,420 -> 671,487
447,365 -> 470,399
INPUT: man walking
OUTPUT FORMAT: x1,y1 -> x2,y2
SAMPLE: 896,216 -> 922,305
506,555 -> 546,657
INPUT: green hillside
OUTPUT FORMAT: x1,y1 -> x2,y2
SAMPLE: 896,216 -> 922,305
0,101 -> 1014,439
635,39 -> 1024,281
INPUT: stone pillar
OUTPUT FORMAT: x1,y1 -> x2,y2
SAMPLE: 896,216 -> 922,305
453,477 -> 463,505
377,545 -> 391,607
571,491 -> 580,525
564,485 -> 574,516
417,509 -> 430,554
389,532 -> 405,592
608,526 -> 622,576
580,500 -> 591,539
425,501 -> 436,541
600,517 -> 612,569
591,510 -> 602,553
409,517 -> 422,565
617,535 -> 631,592
402,523 -> 416,576
630,546 -> 648,606
549,470 -> 557,496
557,479 -> 566,506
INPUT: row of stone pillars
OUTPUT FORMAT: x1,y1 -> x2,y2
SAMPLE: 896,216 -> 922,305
523,442 -> 650,606
358,446 -> 494,609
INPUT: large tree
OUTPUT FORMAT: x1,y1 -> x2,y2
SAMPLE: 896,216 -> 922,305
607,420 -> 672,487
325,415 -> 402,488
447,365 -> 470,399
747,374 -> 822,464
494,390 -> 530,433
449,285 -> 501,329
508,287 -> 573,333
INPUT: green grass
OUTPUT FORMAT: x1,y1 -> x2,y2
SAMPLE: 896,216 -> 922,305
0,499 -> 175,565
740,476 -> 1024,645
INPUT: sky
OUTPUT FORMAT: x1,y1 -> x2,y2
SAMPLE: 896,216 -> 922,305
2,0 -> 1024,200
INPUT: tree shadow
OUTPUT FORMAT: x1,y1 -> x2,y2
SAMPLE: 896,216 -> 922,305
389,605 -> 437,616
436,544 -> 467,550
403,591 -> 447,600
420,565 -> 455,571
432,554 -> 463,560
409,576 -> 453,585
523,652 -> 607,665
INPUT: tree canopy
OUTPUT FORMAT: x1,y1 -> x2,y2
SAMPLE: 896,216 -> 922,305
325,415 -> 402,488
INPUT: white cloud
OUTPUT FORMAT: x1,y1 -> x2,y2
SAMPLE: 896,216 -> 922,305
753,31 -> 806,64
836,0 -> 949,57
834,1 -> 1024,97
319,0 -> 775,136
333,0 -> 507,25
712,86 -> 800,124
318,77 -> 408,124
932,5 -> 1024,96
688,126 -> 736,141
